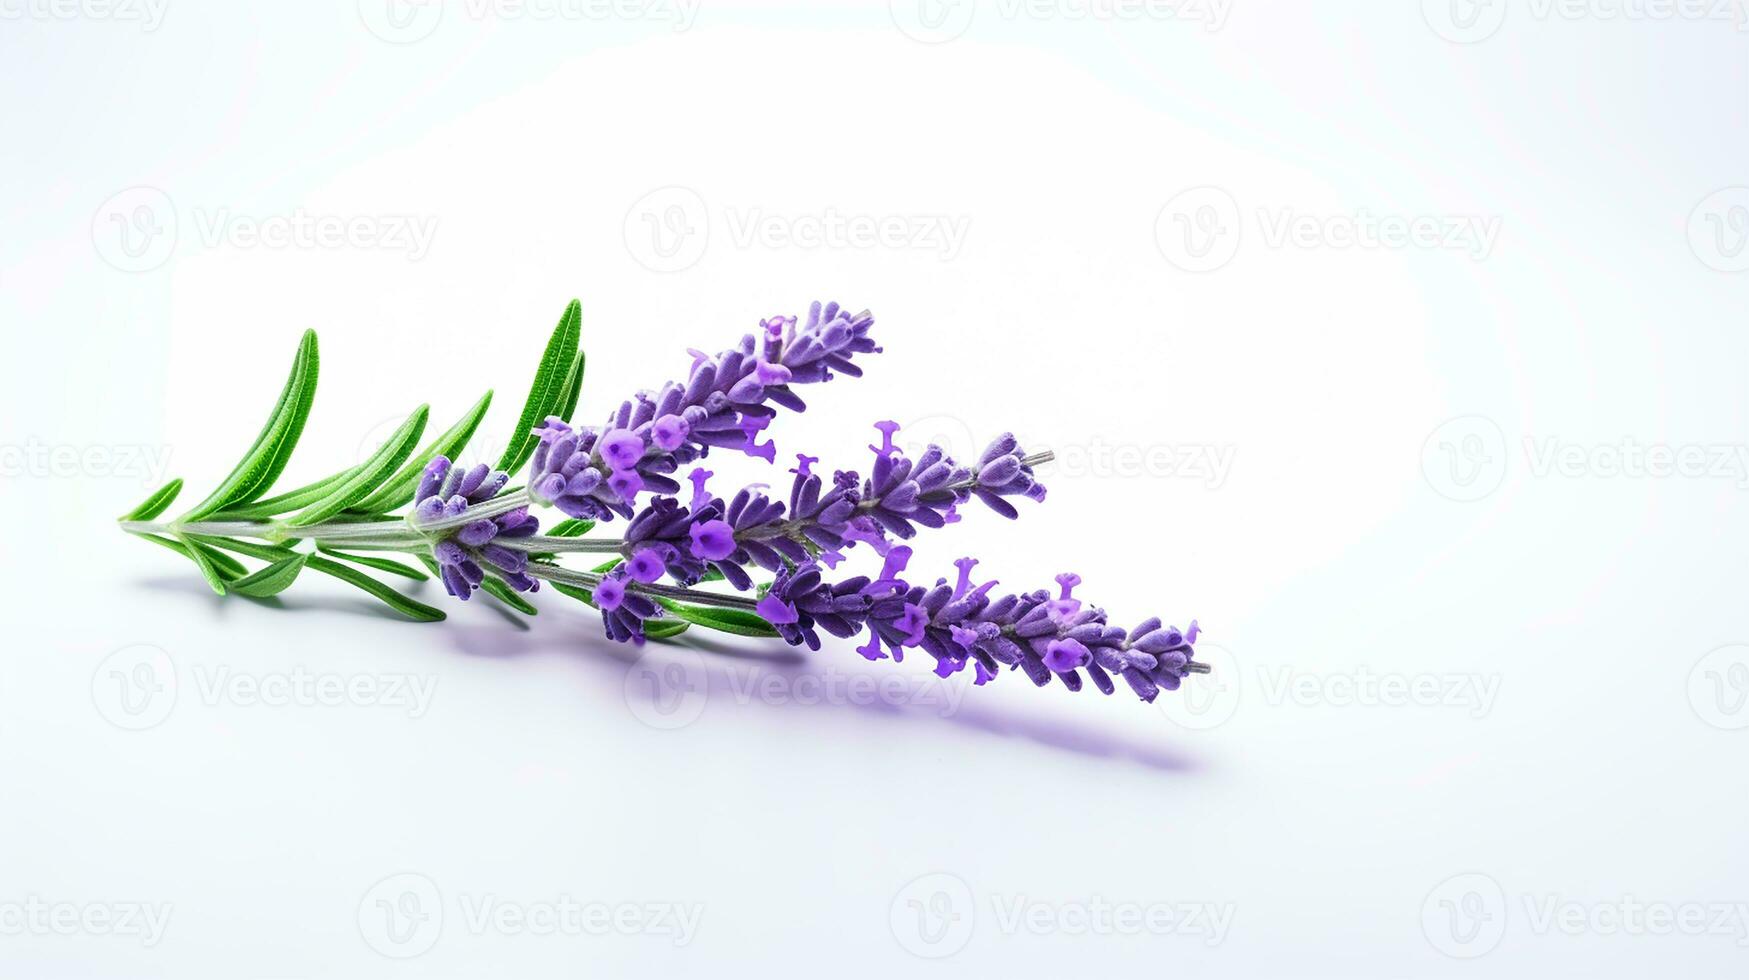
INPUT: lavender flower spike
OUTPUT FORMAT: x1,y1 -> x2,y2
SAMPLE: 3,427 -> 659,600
756,553 -> 1206,703
527,302 -> 879,521
412,456 -> 540,600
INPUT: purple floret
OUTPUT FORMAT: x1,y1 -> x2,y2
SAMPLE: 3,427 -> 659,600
412,456 -> 540,600
526,301 -> 880,521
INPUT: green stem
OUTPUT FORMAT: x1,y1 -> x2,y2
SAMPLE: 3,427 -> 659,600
525,561 -> 763,611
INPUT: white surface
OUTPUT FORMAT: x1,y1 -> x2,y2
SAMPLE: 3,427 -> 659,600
3,3 -> 1748,977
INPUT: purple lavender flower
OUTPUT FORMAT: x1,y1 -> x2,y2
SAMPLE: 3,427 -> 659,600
412,456 -> 540,600
527,302 -> 878,521
753,550 -> 1204,702
592,566 -> 662,644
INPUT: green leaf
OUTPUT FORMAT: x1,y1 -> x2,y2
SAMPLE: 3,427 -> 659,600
643,618 -> 692,640
137,532 -> 247,580
550,581 -> 595,606
283,405 -> 429,527
119,478 -> 183,521
653,598 -> 780,637
479,577 -> 538,615
229,554 -> 308,598
495,299 -> 581,475
176,533 -> 228,595
554,349 -> 586,423
546,518 -> 596,538
202,537 -> 444,622
214,466 -> 356,520
353,389 -> 494,514
181,329 -> 320,520
316,546 -> 429,580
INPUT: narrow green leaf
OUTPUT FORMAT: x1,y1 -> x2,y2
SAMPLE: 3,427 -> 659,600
554,349 -> 586,423
119,478 -> 183,521
644,618 -> 692,640
495,299 -> 581,475
653,598 -> 779,637
229,554 -> 308,598
215,466 -> 356,520
353,389 -> 494,514
551,581 -> 595,606
182,329 -> 320,520
316,546 -> 429,580
136,532 -> 247,580
203,537 -> 444,622
176,533 -> 228,595
479,577 -> 538,615
546,518 -> 596,538
283,405 -> 429,527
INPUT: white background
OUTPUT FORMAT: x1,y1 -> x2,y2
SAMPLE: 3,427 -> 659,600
3,1 -> 1747,976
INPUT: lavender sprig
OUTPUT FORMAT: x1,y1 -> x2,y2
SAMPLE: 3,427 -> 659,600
119,298 -> 1211,710
526,302 -> 878,521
